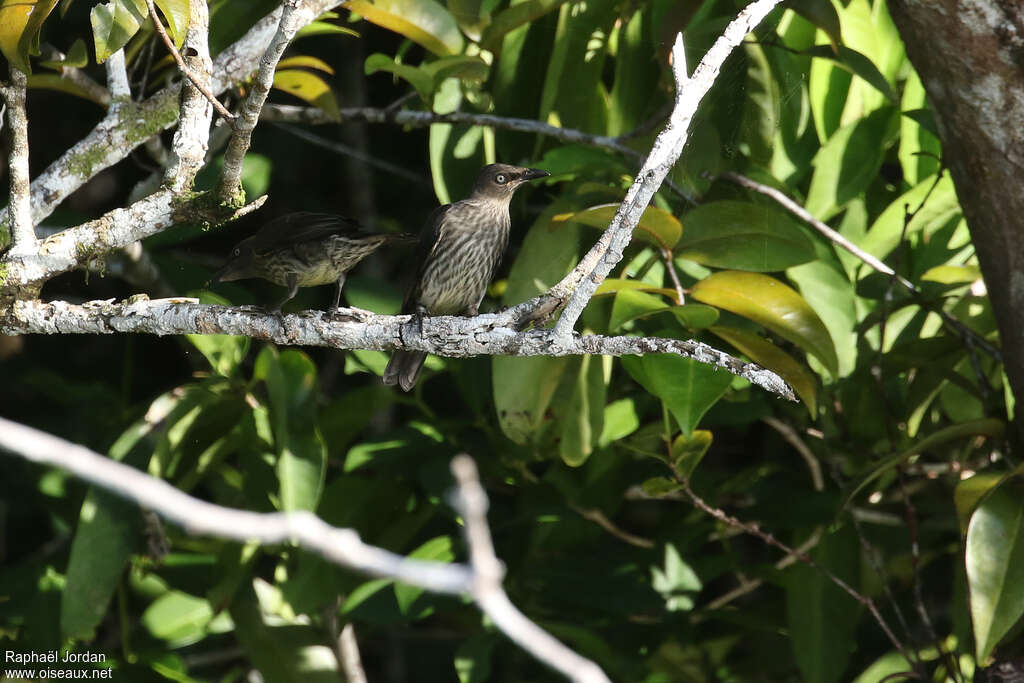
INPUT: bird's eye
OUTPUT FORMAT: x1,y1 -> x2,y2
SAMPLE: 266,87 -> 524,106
495,173 -> 508,184
233,248 -> 241,256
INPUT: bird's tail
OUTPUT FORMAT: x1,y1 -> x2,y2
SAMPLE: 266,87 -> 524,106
383,350 -> 427,392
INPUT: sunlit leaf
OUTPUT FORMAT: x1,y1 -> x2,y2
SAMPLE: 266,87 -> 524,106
805,44 -> 897,103
921,264 -> 982,285
347,0 -> 463,56
690,271 -> 838,377
295,20 -> 359,39
479,0 -> 569,52
365,52 -> 433,102
273,68 -> 340,121
594,278 -> 677,299
154,0 -> 188,47
27,72 -> 105,103
0,0 -> 58,73
278,54 -> 335,74
90,0 -> 146,64
786,0 -> 841,49
676,200 -> 816,272
37,37 -> 87,69
861,173 -> 960,259
956,473 -> 1007,535
966,477 -> 1024,662
142,591 -> 215,643
710,325 -> 817,418
554,204 -> 682,249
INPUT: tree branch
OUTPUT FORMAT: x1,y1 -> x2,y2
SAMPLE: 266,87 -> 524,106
551,0 -> 784,339
161,0 -> 215,191
0,417 -> 612,683
0,0 -> 342,232
217,0 -> 305,200
0,297 -> 795,400
105,48 -> 130,102
1,68 -> 34,258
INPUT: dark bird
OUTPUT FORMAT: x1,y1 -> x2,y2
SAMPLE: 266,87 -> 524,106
383,163 -> 549,391
209,212 -> 416,312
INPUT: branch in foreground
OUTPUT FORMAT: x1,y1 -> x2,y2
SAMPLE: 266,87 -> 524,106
1,68 -> 34,257
551,0 -> 784,338
0,298 -> 795,400
0,418 -> 611,683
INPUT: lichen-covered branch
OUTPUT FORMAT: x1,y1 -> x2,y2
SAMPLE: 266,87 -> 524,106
0,0 -> 342,232
551,0 -> 784,338
0,298 -> 795,399
161,0 -> 215,191
0,418 -> 612,683
105,49 -> 130,102
1,68 -> 34,258
217,0 -> 306,200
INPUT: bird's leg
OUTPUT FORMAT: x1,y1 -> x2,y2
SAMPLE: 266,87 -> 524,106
269,275 -> 299,313
330,273 -> 346,311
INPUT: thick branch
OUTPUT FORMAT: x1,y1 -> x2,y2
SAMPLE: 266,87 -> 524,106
161,0 -> 215,191
0,418 -> 612,682
0,298 -> 795,400
105,49 -> 130,102
1,68 -> 34,258
217,0 -> 305,200
551,0 -> 783,338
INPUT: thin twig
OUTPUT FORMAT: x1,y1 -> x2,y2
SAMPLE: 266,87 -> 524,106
660,247 -> 685,305
762,417 -> 823,491
720,171 -> 1002,363
570,504 -> 656,549
217,0 -> 303,200
1,67 -> 34,257
451,455 -> 612,683
551,1 -> 784,339
146,0 -> 235,123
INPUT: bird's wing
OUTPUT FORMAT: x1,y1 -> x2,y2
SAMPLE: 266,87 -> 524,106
403,203 -> 453,313
246,213 -> 362,253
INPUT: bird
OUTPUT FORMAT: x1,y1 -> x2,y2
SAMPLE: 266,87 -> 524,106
208,212 -> 416,312
383,163 -> 549,392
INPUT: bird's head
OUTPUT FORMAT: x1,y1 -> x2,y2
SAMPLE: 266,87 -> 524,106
471,163 -> 549,200
207,239 -> 258,285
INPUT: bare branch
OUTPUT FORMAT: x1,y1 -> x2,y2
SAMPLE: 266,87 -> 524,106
218,0 -> 305,200
451,455 -> 612,683
261,104 -> 643,160
0,418 -> 612,683
0,0 -> 342,230
146,0 -> 235,125
1,68 -> 34,258
0,297 -> 795,399
337,624 -> 367,683
105,49 -> 130,102
551,0 -> 784,339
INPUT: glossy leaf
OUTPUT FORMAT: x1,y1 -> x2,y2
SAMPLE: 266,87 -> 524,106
295,20 -> 359,39
805,107 -> 896,220
966,477 -> 1024,661
347,0 -> 463,56
273,69 -> 340,121
479,0 -> 568,52
710,325 -> 817,418
154,0 -> 188,47
921,264 -> 982,285
91,0 -> 146,64
609,288 -> 666,331
278,54 -> 334,74
787,259 -> 858,378
557,354 -> 607,467
786,0 -> 841,49
956,473 -> 1007,535
621,354 -> 733,435
690,271 -> 839,377
0,0 -> 58,73
676,200 -> 816,272
554,204 -> 682,249
594,277 -> 677,299
805,44 -> 897,103
671,305 -> 720,330
671,430 -> 712,478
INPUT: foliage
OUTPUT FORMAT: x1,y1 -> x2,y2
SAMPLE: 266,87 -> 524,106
1,0 -> 1022,681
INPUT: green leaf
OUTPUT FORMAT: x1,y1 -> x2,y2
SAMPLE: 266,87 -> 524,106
609,288 -> 666,331
554,203 -> 682,249
641,476 -> 682,497
787,259 -> 858,378
455,633 -> 498,683
90,0 -> 147,64
860,173 -> 960,259
805,107 -> 897,220
786,0 -> 841,49
255,347 -> 327,512
421,54 -> 488,84
557,354 -> 607,467
142,591 -> 216,643
805,44 -> 897,103
364,52 -> 433,101
394,536 -> 454,614
26,73 -> 105,104
670,304 -> 720,330
37,37 -> 87,69
921,264 -> 982,285
671,430 -> 712,478
0,0 -> 58,73
154,0 -> 189,47
347,0 -> 463,56
966,477 -> 1024,662
479,0 -> 569,53
787,525 -> 861,683
710,325 -> 817,418
493,202 -> 581,444
607,8 -> 659,137
676,200 -> 816,272
690,271 -> 839,377
273,69 -> 340,121
294,20 -> 359,39
621,354 -> 733,435
594,277 -> 677,299
652,543 -> 702,611
956,473 -> 1007,535
598,397 -> 640,447
278,54 -> 334,74
447,0 -> 486,41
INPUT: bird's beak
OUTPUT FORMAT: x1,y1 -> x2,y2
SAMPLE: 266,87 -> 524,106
521,168 -> 550,182
206,262 -> 240,287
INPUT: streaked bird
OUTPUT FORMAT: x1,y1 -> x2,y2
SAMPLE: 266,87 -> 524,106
383,163 -> 549,391
209,212 -> 415,311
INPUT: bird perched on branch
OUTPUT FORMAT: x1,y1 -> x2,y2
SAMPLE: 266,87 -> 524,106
209,212 -> 415,312
383,163 -> 549,392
